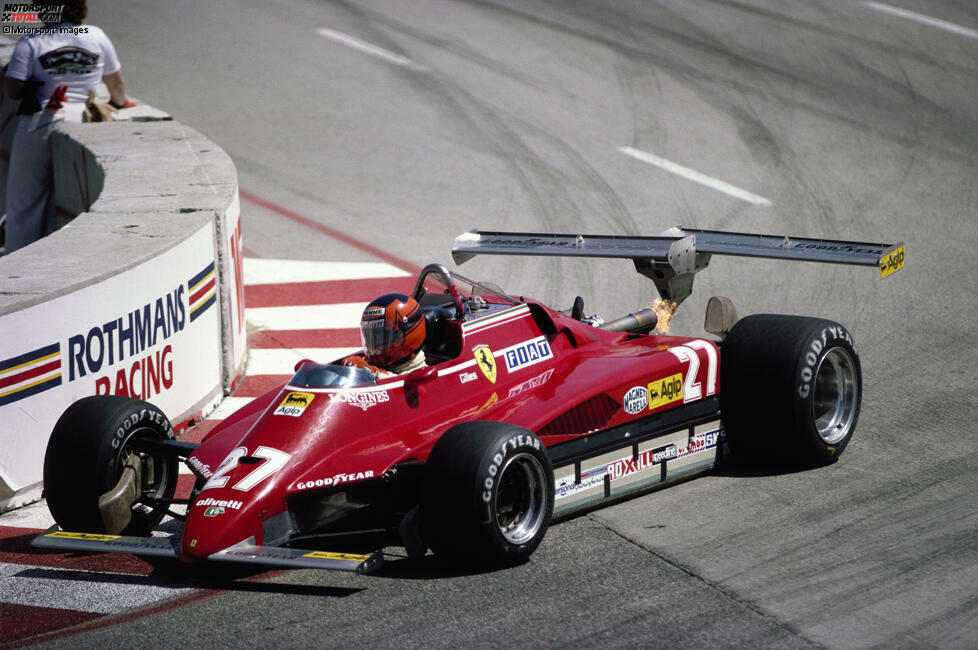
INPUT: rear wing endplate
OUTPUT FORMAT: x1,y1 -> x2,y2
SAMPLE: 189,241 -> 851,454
452,228 -> 905,306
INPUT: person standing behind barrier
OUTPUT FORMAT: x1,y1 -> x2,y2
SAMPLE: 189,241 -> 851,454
1,0 -> 131,253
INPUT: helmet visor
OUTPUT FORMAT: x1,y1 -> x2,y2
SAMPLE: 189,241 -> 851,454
361,318 -> 405,365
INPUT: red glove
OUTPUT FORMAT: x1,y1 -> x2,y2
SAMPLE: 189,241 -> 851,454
342,355 -> 394,378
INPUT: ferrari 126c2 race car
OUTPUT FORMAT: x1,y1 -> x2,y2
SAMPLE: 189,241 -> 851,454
34,228 -> 905,574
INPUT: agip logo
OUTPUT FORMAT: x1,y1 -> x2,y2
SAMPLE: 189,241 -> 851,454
274,391 -> 315,417
879,245 -> 905,278
649,373 -> 683,410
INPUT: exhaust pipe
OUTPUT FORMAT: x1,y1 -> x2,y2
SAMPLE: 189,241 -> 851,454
600,308 -> 658,334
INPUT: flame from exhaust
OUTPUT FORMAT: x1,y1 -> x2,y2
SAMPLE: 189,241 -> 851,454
649,298 -> 677,334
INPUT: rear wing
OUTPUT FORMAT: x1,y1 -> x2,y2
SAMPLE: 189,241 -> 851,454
452,228 -> 904,306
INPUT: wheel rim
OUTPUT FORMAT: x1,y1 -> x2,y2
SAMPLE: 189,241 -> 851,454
494,453 -> 547,545
811,348 -> 859,445
115,427 -> 176,523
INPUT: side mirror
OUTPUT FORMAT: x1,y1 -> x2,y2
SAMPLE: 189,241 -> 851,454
294,358 -> 316,372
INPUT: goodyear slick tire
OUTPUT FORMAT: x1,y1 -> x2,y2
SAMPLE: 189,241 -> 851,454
421,421 -> 554,567
43,395 -> 178,534
720,314 -> 862,466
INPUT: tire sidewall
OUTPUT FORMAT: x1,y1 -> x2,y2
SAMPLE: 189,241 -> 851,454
791,322 -> 862,463
44,396 -> 176,533
471,429 -> 554,559
422,421 -> 554,565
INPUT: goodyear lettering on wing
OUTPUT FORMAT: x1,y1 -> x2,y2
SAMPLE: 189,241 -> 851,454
274,391 -> 315,417
501,336 -> 553,373
649,373 -> 683,410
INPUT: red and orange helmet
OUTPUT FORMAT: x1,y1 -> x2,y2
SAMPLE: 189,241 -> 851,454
359,293 -> 426,367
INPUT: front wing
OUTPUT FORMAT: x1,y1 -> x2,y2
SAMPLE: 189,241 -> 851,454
31,528 -> 383,574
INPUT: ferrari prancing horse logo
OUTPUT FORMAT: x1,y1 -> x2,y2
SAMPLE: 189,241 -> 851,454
473,345 -> 497,383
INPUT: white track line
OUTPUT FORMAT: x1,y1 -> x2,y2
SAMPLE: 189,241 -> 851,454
247,348 -> 359,375
244,259 -> 410,285
246,303 -> 365,330
864,2 -> 978,39
618,146 -> 772,206
206,396 -> 257,421
315,28 -> 428,71
0,500 -> 53,529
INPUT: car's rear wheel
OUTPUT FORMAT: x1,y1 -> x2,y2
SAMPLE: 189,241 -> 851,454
720,314 -> 862,466
43,396 -> 178,534
421,421 -> 554,566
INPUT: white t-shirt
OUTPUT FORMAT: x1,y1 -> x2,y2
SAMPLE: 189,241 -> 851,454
6,24 -> 121,104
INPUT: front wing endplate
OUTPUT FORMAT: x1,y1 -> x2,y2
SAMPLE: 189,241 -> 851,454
210,539 -> 383,574
31,528 -> 180,557
31,528 -> 382,574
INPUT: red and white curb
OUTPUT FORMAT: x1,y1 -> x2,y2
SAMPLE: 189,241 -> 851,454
0,257 -> 412,644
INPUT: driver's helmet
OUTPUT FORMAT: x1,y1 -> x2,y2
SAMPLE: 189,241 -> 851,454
359,293 -> 427,367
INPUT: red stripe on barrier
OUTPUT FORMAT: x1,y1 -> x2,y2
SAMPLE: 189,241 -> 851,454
235,374 -> 290,397
249,328 -> 361,349
189,276 -> 216,304
0,360 -> 60,390
238,189 -> 421,275
245,277 -> 414,308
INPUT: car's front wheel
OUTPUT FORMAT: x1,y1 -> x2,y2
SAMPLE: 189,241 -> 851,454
43,396 -> 178,534
421,421 -> 554,566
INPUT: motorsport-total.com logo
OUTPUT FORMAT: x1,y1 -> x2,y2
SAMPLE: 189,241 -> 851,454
2,3 -> 83,35
3,3 -> 62,22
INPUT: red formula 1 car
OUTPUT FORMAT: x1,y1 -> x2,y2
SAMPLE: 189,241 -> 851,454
34,228 -> 904,573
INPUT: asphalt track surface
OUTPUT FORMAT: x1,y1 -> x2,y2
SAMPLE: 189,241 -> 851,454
13,0 -> 978,647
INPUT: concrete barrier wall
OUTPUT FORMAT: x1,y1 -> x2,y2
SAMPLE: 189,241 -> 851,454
0,120 -> 246,512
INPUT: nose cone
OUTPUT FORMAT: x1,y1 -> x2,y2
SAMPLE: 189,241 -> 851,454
180,489 -> 262,562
